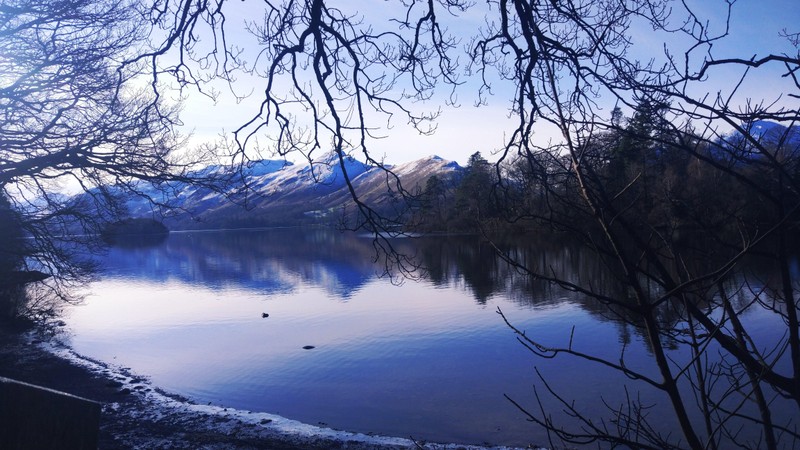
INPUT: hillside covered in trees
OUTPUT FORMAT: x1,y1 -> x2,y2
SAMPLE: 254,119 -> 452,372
416,111 -> 800,239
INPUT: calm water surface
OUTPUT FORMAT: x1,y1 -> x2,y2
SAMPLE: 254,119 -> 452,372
62,228 -> 790,447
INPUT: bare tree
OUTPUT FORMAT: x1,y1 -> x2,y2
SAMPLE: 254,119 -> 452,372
139,1 -> 800,447
465,1 -> 800,448
25,0 -> 798,447
132,0 -> 480,273
0,0 -> 220,319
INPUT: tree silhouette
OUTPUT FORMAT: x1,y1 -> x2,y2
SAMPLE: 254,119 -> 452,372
5,0 -> 799,447
139,1 -> 800,447
468,1 -> 800,447
0,0 -> 222,318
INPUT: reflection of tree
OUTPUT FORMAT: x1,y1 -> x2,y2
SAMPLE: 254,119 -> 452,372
103,229 -> 620,309
105,228 -> 798,337
433,237 -> 501,304
416,233 -> 621,311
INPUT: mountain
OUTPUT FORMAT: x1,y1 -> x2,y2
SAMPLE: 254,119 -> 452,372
746,120 -> 799,143
722,120 -> 800,151
319,155 -> 461,208
122,152 -> 463,229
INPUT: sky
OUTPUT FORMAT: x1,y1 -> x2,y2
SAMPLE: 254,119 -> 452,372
177,0 -> 800,168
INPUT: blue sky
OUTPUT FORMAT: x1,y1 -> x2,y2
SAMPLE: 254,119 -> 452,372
179,0 -> 800,167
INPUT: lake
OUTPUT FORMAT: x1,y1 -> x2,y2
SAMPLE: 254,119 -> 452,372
61,228 -> 794,448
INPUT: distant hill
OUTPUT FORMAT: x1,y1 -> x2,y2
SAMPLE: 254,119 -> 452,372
120,152 -> 463,230
720,120 -> 800,153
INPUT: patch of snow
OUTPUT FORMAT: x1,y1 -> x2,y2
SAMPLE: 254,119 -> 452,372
243,159 -> 290,177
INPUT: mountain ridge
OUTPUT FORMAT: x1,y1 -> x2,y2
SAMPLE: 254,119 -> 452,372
124,152 -> 463,230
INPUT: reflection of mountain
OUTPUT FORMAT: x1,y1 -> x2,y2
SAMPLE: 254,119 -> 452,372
98,228 -> 790,352
100,228 -> 383,297
99,228 -> 628,306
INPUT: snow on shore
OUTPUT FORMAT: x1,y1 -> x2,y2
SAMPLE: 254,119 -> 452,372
41,339 -> 540,450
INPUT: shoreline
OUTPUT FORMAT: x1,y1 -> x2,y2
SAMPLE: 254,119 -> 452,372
0,325 -> 531,450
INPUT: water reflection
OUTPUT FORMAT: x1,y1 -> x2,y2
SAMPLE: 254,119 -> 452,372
102,228 -> 378,297
102,229 -> 617,306
98,228 -> 794,352
72,227 -> 795,447
97,229 -> 683,349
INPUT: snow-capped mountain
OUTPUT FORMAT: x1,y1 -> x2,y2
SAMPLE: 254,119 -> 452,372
746,120 -> 796,141
124,152 -> 462,229
122,158 -> 291,218
726,120 -> 800,150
